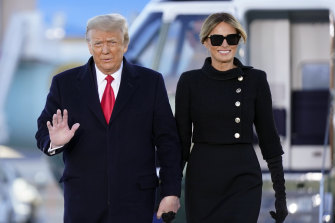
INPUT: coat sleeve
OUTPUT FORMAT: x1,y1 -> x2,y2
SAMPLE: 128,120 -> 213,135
153,73 -> 182,197
35,76 -> 67,156
254,71 -> 284,160
175,73 -> 192,166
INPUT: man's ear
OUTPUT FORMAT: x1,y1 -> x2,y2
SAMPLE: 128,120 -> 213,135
87,42 -> 93,55
123,45 -> 128,54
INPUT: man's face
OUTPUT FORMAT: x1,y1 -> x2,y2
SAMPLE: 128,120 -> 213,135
87,29 -> 128,74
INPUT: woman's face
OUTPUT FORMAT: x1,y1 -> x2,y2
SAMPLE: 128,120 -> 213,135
204,22 -> 239,70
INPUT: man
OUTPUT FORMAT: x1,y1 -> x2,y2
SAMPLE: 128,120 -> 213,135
35,14 -> 182,223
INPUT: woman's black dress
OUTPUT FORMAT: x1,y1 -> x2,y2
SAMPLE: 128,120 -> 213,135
175,58 -> 284,223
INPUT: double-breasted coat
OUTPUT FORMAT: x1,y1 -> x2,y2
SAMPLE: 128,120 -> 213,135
35,57 -> 182,223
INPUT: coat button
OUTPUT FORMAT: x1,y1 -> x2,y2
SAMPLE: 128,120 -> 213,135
235,101 -> 241,107
238,76 -> 243,81
235,117 -> 240,123
234,133 -> 240,138
236,88 -> 241,93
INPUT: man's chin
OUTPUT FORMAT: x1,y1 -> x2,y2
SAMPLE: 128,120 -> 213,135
100,65 -> 116,74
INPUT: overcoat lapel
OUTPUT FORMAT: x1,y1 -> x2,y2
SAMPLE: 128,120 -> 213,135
109,58 -> 139,124
77,57 -> 107,127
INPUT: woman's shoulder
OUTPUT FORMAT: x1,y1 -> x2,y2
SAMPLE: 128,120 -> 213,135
179,68 -> 203,80
244,68 -> 272,93
244,67 -> 267,81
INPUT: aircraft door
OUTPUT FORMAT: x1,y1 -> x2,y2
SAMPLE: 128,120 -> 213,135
247,10 -> 332,171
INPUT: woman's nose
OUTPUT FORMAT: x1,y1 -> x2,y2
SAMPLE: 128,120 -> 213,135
221,39 -> 229,47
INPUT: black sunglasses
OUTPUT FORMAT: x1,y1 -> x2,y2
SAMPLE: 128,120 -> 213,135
208,34 -> 241,46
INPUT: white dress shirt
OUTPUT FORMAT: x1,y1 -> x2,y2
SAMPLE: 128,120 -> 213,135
48,62 -> 123,155
96,63 -> 122,101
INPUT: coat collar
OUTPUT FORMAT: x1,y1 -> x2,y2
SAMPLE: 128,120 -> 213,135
77,57 -> 139,127
202,57 -> 253,81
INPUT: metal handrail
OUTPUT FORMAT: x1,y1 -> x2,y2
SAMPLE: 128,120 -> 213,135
319,89 -> 333,223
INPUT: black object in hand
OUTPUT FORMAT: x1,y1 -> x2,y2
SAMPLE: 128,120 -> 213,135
162,211 -> 176,223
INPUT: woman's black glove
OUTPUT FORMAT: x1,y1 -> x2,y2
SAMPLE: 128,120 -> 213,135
266,155 -> 288,223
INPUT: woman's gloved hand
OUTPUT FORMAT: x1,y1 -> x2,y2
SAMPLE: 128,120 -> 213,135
266,155 -> 288,223
269,198 -> 288,222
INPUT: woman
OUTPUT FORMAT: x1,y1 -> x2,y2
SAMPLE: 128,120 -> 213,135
175,12 -> 288,223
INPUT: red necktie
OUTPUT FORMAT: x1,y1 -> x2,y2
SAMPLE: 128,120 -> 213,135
101,75 -> 115,123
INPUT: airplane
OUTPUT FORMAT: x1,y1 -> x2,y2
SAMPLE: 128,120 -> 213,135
126,0 -> 335,222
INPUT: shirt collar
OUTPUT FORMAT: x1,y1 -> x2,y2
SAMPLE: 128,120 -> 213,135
96,62 -> 123,85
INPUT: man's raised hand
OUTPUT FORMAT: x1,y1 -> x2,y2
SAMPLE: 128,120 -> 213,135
46,109 -> 80,148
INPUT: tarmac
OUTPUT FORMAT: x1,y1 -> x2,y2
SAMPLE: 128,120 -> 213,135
1,147 -> 326,223
1,149 -> 64,223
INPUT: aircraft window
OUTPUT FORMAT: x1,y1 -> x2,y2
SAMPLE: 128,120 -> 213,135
158,20 -> 181,76
158,15 -> 208,77
126,13 -> 162,67
301,62 -> 329,90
